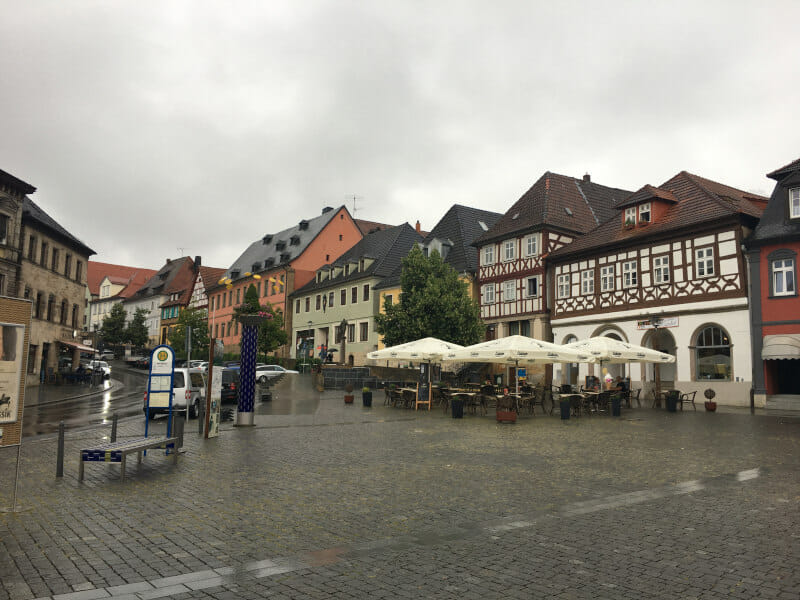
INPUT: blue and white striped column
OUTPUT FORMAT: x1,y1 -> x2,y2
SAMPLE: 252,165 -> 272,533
236,318 -> 261,426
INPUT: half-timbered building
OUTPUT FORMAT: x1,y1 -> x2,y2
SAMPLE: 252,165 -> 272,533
548,171 -> 767,406
745,157 -> 800,411
473,172 -> 631,344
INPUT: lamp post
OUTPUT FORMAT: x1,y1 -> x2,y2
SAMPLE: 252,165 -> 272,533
650,316 -> 663,406
339,318 -> 348,366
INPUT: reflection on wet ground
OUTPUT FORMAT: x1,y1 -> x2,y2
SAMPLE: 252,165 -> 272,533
253,374 -> 320,416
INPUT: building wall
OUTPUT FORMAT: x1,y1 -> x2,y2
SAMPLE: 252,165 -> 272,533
0,183 -> 24,297
552,302 -> 753,406
123,295 -> 163,346
19,226 -> 90,384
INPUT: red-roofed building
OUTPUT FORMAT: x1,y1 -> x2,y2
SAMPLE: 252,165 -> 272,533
86,262 -> 158,332
548,171 -> 767,406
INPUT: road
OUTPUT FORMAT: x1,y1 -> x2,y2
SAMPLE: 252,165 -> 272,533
22,362 -> 149,438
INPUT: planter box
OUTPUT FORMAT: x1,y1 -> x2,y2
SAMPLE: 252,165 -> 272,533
704,401 -> 717,412
344,395 -> 354,404
238,315 -> 267,328
362,391 -> 372,407
496,410 -> 517,423
451,398 -> 464,419
560,399 -> 571,420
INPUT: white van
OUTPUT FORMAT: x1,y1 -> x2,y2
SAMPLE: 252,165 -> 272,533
144,367 -> 206,420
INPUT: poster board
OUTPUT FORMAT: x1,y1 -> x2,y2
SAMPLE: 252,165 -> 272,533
207,366 -> 222,438
0,297 -> 32,448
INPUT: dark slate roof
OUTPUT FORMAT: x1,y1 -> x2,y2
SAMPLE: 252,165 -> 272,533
550,171 -> 768,261
423,204 -> 503,273
0,168 -> 36,194
222,206 -> 349,282
125,257 -> 194,301
749,158 -> 800,245
473,172 -> 632,245
767,157 -> 800,181
292,224 -> 422,296
22,197 -> 95,256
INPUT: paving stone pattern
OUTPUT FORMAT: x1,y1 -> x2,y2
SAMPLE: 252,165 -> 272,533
1,381 -> 799,599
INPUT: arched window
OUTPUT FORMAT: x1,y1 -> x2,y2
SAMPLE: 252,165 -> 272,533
695,325 -> 731,381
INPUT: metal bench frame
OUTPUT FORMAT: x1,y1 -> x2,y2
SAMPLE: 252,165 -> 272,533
79,436 -> 180,482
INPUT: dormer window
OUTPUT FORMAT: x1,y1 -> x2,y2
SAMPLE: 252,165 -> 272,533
290,235 -> 300,245
624,207 -> 636,225
262,235 -> 272,245
790,188 -> 800,219
264,257 -> 275,267
251,262 -> 261,271
280,253 -> 290,262
231,270 -> 240,279
344,265 -> 350,276
639,202 -> 651,223
275,241 -> 286,251
299,220 -> 309,230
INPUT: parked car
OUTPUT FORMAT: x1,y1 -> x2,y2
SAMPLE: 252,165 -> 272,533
143,367 -> 206,419
255,364 -> 299,383
98,350 -> 115,360
86,360 -> 111,379
220,368 -> 239,403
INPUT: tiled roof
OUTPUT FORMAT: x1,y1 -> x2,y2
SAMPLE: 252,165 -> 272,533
473,172 -> 631,245
423,204 -> 504,273
355,219 -> 394,235
616,184 -> 677,208
549,171 -> 768,260
199,266 -> 226,287
22,197 -> 94,256
292,224 -> 422,296
0,168 -> 36,194
750,159 -> 800,244
222,206 -> 350,283
126,257 -> 195,302
767,157 -> 800,181
87,261 -> 158,296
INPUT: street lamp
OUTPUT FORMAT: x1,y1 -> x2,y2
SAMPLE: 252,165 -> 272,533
649,315 -> 663,405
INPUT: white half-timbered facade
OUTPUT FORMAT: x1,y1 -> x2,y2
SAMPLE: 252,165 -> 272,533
474,172 -> 630,344
549,171 -> 767,406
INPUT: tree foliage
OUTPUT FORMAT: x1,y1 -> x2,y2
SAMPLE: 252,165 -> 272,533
125,308 -> 150,349
100,304 -> 127,345
375,245 -> 484,347
170,308 -> 210,359
233,284 -> 288,361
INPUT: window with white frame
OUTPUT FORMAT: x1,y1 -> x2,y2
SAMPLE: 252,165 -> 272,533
524,234 -> 538,256
526,276 -> 538,297
581,270 -> 594,295
483,245 -> 495,265
624,207 -> 636,225
557,274 -> 570,298
639,202 -> 651,223
696,247 -> 715,277
622,260 -> 638,288
482,284 -> 495,304
503,240 -> 515,261
653,255 -> 670,284
600,265 -> 615,292
772,257 -> 795,296
790,188 -> 800,218
503,280 -> 516,302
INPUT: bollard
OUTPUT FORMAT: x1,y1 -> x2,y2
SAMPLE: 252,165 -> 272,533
56,421 -> 65,477
198,401 -> 204,435
750,388 -> 755,414
110,413 -> 118,442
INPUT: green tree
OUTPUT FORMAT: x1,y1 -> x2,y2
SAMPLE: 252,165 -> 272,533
170,308 -> 210,360
125,307 -> 150,349
233,284 -> 288,361
375,245 -> 484,347
100,304 -> 128,345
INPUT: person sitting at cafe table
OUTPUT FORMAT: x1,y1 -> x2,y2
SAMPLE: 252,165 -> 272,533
614,376 -> 628,392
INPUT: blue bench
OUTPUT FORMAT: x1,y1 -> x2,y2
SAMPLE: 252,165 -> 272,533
79,436 -> 180,482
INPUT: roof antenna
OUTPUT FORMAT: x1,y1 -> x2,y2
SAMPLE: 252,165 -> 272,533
177,247 -> 186,256
346,194 -> 363,215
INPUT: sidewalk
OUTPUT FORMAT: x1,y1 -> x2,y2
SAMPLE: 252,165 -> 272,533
23,378 -> 116,407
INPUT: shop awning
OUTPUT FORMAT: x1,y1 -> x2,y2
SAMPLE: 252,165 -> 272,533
762,335 -> 800,360
60,340 -> 96,353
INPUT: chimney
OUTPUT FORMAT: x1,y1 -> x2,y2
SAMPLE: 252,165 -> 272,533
166,258 -> 171,264
194,255 -> 201,268
583,173 -> 591,182
415,220 -> 421,234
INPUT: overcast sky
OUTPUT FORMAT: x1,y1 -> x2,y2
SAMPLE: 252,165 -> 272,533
2,1 -> 798,270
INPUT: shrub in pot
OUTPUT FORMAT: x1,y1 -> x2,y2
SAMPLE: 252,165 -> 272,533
344,383 -> 354,404
704,388 -> 717,411
362,386 -> 372,407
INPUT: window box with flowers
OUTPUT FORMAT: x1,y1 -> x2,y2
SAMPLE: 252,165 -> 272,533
624,219 -> 635,230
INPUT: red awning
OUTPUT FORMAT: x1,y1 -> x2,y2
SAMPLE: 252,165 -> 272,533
60,340 -> 96,353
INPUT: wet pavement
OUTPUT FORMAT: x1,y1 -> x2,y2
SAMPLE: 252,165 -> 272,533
1,374 -> 799,599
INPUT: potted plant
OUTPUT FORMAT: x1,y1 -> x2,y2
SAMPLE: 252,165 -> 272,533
704,388 -> 717,412
496,393 -> 517,423
451,394 -> 465,419
665,389 -> 679,412
344,383 -> 354,404
361,386 -> 372,407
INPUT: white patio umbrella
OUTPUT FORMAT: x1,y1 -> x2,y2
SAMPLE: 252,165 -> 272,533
367,337 -> 465,409
441,335 -> 590,395
565,336 -> 675,390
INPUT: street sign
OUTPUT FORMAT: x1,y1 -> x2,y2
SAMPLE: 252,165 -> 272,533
145,345 -> 175,438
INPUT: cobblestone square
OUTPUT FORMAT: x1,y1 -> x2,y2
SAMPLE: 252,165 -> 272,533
2,379 -> 799,599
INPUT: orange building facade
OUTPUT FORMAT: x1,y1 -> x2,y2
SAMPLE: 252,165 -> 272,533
208,206 -> 362,356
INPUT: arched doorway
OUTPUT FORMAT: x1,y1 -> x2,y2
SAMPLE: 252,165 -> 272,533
643,328 -> 677,387
593,329 -> 628,383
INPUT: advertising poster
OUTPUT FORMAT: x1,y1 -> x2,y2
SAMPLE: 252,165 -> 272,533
207,366 -> 222,438
0,324 -> 24,426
